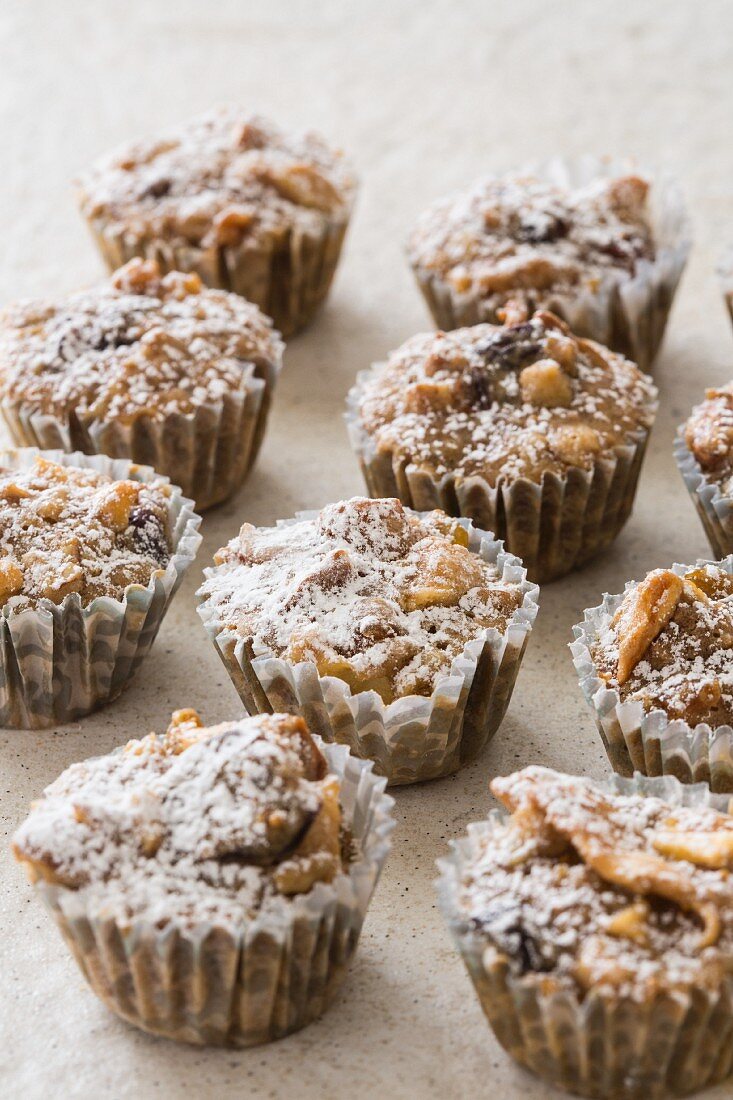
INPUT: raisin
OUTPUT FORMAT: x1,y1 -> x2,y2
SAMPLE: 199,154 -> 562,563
140,177 -> 171,199
515,212 -> 569,244
126,505 -> 170,564
474,322 -> 542,371
471,900 -> 550,974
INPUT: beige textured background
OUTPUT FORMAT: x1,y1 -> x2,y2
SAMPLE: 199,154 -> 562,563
2,2 -> 733,1097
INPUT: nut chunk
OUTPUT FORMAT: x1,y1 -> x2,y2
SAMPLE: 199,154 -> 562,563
589,563 -> 733,729
612,569 -> 683,684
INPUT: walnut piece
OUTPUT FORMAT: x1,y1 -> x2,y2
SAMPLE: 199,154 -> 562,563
612,569 -> 683,684
519,359 -> 573,408
0,558 -> 23,603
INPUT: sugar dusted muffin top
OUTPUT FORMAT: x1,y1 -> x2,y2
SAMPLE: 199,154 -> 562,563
200,497 -> 524,703
590,565 -> 733,728
0,259 -> 282,426
408,173 -> 655,311
355,312 -> 656,485
13,709 -> 345,928
0,456 -> 173,611
459,766 -> 733,1000
77,107 -> 356,248
685,385 -> 733,494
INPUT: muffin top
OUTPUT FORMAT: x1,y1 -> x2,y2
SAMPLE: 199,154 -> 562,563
0,259 -> 282,426
0,456 -> 174,612
77,107 -> 356,247
408,172 -> 655,311
457,766 -> 733,1000
685,385 -> 733,494
590,564 -> 733,727
13,709 -> 345,928
200,497 -> 524,703
354,312 -> 656,485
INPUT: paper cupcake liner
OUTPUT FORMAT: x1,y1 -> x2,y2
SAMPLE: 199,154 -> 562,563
1,352 -> 281,512
197,512 -> 539,786
674,432 -> 733,560
82,213 -> 351,338
409,155 -> 691,372
571,554 -> 733,793
346,381 -> 655,584
436,772 -> 733,1099
32,739 -> 394,1047
0,448 -> 202,729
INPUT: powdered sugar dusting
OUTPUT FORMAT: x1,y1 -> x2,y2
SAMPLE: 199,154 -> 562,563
356,315 -> 657,483
13,712 -> 342,929
77,106 -> 356,246
0,259 -> 283,423
459,766 -> 733,1000
408,173 -> 655,311
200,497 -> 523,701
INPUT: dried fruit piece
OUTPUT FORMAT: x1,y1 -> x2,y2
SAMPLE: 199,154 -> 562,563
612,569 -> 683,684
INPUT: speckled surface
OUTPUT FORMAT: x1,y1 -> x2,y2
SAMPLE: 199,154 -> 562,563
2,2 -> 733,1097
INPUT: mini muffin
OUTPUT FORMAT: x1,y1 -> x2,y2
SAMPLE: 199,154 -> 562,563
347,311 -> 657,583
0,448 -> 201,728
676,384 -> 733,557
0,259 -> 283,510
407,160 -> 690,371
77,107 -> 357,336
13,708 -> 394,1046
572,560 -> 733,792
197,496 -> 538,785
437,766 -> 733,1099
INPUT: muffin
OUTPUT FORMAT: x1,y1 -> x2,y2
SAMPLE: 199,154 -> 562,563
676,384 -> 733,558
436,765 -> 733,1099
347,311 -> 657,583
197,496 -> 538,785
13,708 -> 394,1046
572,560 -> 733,792
0,258 -> 283,510
0,448 -> 200,728
407,158 -> 690,371
77,106 -> 357,336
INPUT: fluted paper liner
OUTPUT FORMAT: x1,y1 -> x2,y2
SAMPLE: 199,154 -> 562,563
409,155 -> 691,372
436,773 -> 733,1099
346,379 -> 655,584
571,555 -> 733,793
32,740 -> 394,1047
81,206 -> 353,338
1,356 -> 281,511
0,448 -> 201,729
197,512 -> 539,786
675,423 -> 733,561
